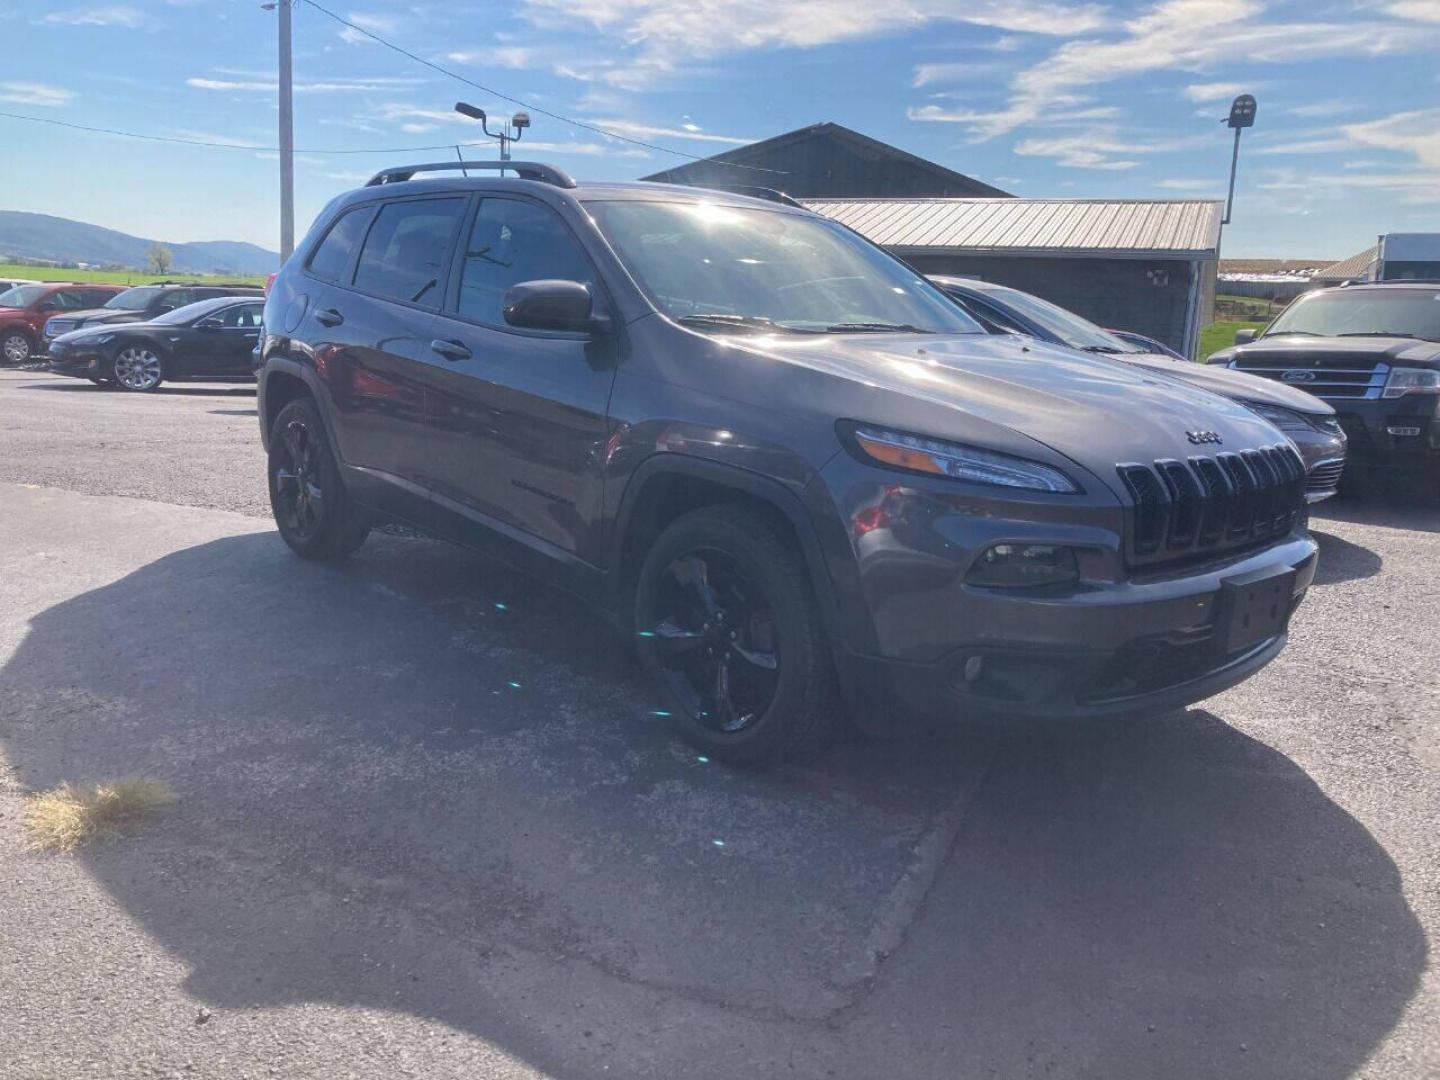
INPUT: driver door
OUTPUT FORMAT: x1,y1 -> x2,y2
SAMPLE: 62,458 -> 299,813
422,196 -> 618,564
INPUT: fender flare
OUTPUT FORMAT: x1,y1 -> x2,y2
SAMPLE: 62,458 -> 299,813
606,453 -> 865,657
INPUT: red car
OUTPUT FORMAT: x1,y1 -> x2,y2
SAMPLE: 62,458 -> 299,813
0,283 -> 126,364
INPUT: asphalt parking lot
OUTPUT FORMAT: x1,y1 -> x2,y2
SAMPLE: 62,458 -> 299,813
1,367 -> 1437,1079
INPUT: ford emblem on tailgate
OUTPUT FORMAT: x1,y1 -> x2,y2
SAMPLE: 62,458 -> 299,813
1281,369 -> 1317,382
1187,430 -> 1223,445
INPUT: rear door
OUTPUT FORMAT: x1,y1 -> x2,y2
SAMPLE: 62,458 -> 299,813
309,195 -> 467,522
422,195 -> 619,564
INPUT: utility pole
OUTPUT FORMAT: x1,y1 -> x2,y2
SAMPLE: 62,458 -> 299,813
278,0 -> 295,261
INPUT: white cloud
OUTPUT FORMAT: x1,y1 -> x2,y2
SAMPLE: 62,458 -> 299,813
912,60 -> 1010,87
337,12 -> 399,45
446,46 -> 543,68
590,118 -> 754,144
0,81 -> 76,107
1012,132 -> 1141,169
920,0 -> 1437,140
38,5 -> 153,28
1254,135 -> 1353,155
1384,1 -> 1440,21
517,0 -> 1107,85
187,75 -> 425,94
1286,100 -> 1356,118
1185,81 -> 1247,102
1157,177 -> 1219,189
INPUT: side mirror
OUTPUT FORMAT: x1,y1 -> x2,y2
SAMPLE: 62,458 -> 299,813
502,279 -> 605,333
195,317 -> 224,331
1233,328 -> 1258,345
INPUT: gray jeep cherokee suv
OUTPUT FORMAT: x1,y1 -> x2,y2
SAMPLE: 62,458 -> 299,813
257,161 -> 1318,762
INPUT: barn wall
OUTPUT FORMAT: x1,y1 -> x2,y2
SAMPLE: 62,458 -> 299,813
902,253 -> 1199,355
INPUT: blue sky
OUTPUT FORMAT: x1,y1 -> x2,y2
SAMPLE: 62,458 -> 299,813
3,0 -> 1438,259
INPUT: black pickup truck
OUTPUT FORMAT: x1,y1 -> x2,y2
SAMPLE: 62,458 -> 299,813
1210,282 -> 1440,483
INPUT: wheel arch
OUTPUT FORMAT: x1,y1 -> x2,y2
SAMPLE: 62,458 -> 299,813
607,455 -> 850,651
259,360 -> 323,452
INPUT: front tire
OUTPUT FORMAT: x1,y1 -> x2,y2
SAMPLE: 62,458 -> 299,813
112,347 -> 165,392
268,397 -> 369,561
634,505 -> 835,764
1,330 -> 33,365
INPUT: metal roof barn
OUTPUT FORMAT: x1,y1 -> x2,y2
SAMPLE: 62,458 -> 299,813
805,198 -> 1222,258
805,197 -> 1225,358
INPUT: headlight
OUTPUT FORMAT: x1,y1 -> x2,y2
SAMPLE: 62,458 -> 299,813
1382,367 -> 1440,399
1243,401 -> 1310,433
848,425 -> 1078,492
965,543 -> 1079,589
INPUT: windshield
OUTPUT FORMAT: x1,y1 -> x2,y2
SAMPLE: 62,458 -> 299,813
0,285 -> 48,308
585,200 -> 984,335
1266,289 -> 1440,341
151,303 -> 209,326
104,287 -> 163,311
984,286 -> 1145,353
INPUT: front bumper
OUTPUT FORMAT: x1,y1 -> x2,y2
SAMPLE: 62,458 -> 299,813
46,343 -> 108,379
840,536 -> 1317,723
1327,398 -> 1440,471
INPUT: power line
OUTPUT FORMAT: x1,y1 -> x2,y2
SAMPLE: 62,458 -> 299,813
296,0 -> 777,173
0,109 -> 534,155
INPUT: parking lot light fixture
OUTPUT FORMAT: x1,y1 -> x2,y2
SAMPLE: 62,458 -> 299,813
1221,93 -> 1257,226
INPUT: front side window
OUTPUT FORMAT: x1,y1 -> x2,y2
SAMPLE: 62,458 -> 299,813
224,303 -> 264,328
307,206 -> 373,284
456,198 -> 595,326
48,290 -> 85,311
353,197 -> 466,306
585,200 -> 983,335
1265,289 -> 1440,342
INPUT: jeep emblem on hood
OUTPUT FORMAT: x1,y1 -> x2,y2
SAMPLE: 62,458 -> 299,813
1186,430 -> 1223,445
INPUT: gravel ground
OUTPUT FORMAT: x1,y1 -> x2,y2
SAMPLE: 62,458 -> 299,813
0,366 -> 1435,1079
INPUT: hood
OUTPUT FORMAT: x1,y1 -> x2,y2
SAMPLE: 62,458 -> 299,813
53,308 -> 141,327
1214,333 -> 1440,368
1117,351 -> 1335,415
741,332 -> 1287,491
56,320 -> 148,343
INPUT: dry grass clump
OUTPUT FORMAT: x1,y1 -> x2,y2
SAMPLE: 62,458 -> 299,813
22,779 -> 176,853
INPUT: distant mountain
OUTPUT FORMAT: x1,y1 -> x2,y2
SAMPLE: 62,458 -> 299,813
0,211 -> 279,276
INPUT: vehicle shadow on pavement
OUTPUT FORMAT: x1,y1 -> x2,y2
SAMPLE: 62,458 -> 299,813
1309,529 -> 1383,585
0,530 -> 1425,1079
17,381 -> 256,398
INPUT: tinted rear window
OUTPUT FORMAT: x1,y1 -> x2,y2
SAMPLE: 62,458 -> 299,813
307,207 -> 372,283
353,197 -> 465,307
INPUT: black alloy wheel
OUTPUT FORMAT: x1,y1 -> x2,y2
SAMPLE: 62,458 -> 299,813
644,548 -> 782,734
267,397 -> 369,561
635,506 -> 835,763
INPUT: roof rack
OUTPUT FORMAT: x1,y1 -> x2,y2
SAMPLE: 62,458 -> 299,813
646,180 -> 807,209
365,161 -> 576,188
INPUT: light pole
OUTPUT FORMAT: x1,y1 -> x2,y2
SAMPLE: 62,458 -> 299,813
262,0 -> 295,261
1221,93 -> 1256,227
454,102 -> 530,166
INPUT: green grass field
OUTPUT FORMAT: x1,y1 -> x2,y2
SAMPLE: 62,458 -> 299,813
1199,320 -> 1267,362
0,263 -> 267,287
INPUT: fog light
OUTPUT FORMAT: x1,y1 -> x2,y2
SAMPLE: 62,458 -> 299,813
963,655 -> 984,683
965,544 -> 1079,589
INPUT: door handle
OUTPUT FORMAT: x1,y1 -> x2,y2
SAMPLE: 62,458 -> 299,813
430,338 -> 472,362
315,308 -> 344,327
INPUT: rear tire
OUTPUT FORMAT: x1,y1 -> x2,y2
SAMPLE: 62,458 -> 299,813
634,505 -> 836,765
268,397 -> 369,561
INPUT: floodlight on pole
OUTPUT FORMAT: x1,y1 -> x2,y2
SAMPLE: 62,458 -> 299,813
454,100 -> 527,162
1221,93 -> 1256,227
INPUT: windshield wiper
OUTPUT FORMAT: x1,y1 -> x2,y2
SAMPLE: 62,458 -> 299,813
1336,331 -> 1420,339
822,322 -> 929,333
1079,345 -> 1123,353
677,314 -> 806,334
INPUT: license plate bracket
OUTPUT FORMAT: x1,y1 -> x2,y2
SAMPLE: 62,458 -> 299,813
1220,566 -> 1297,653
